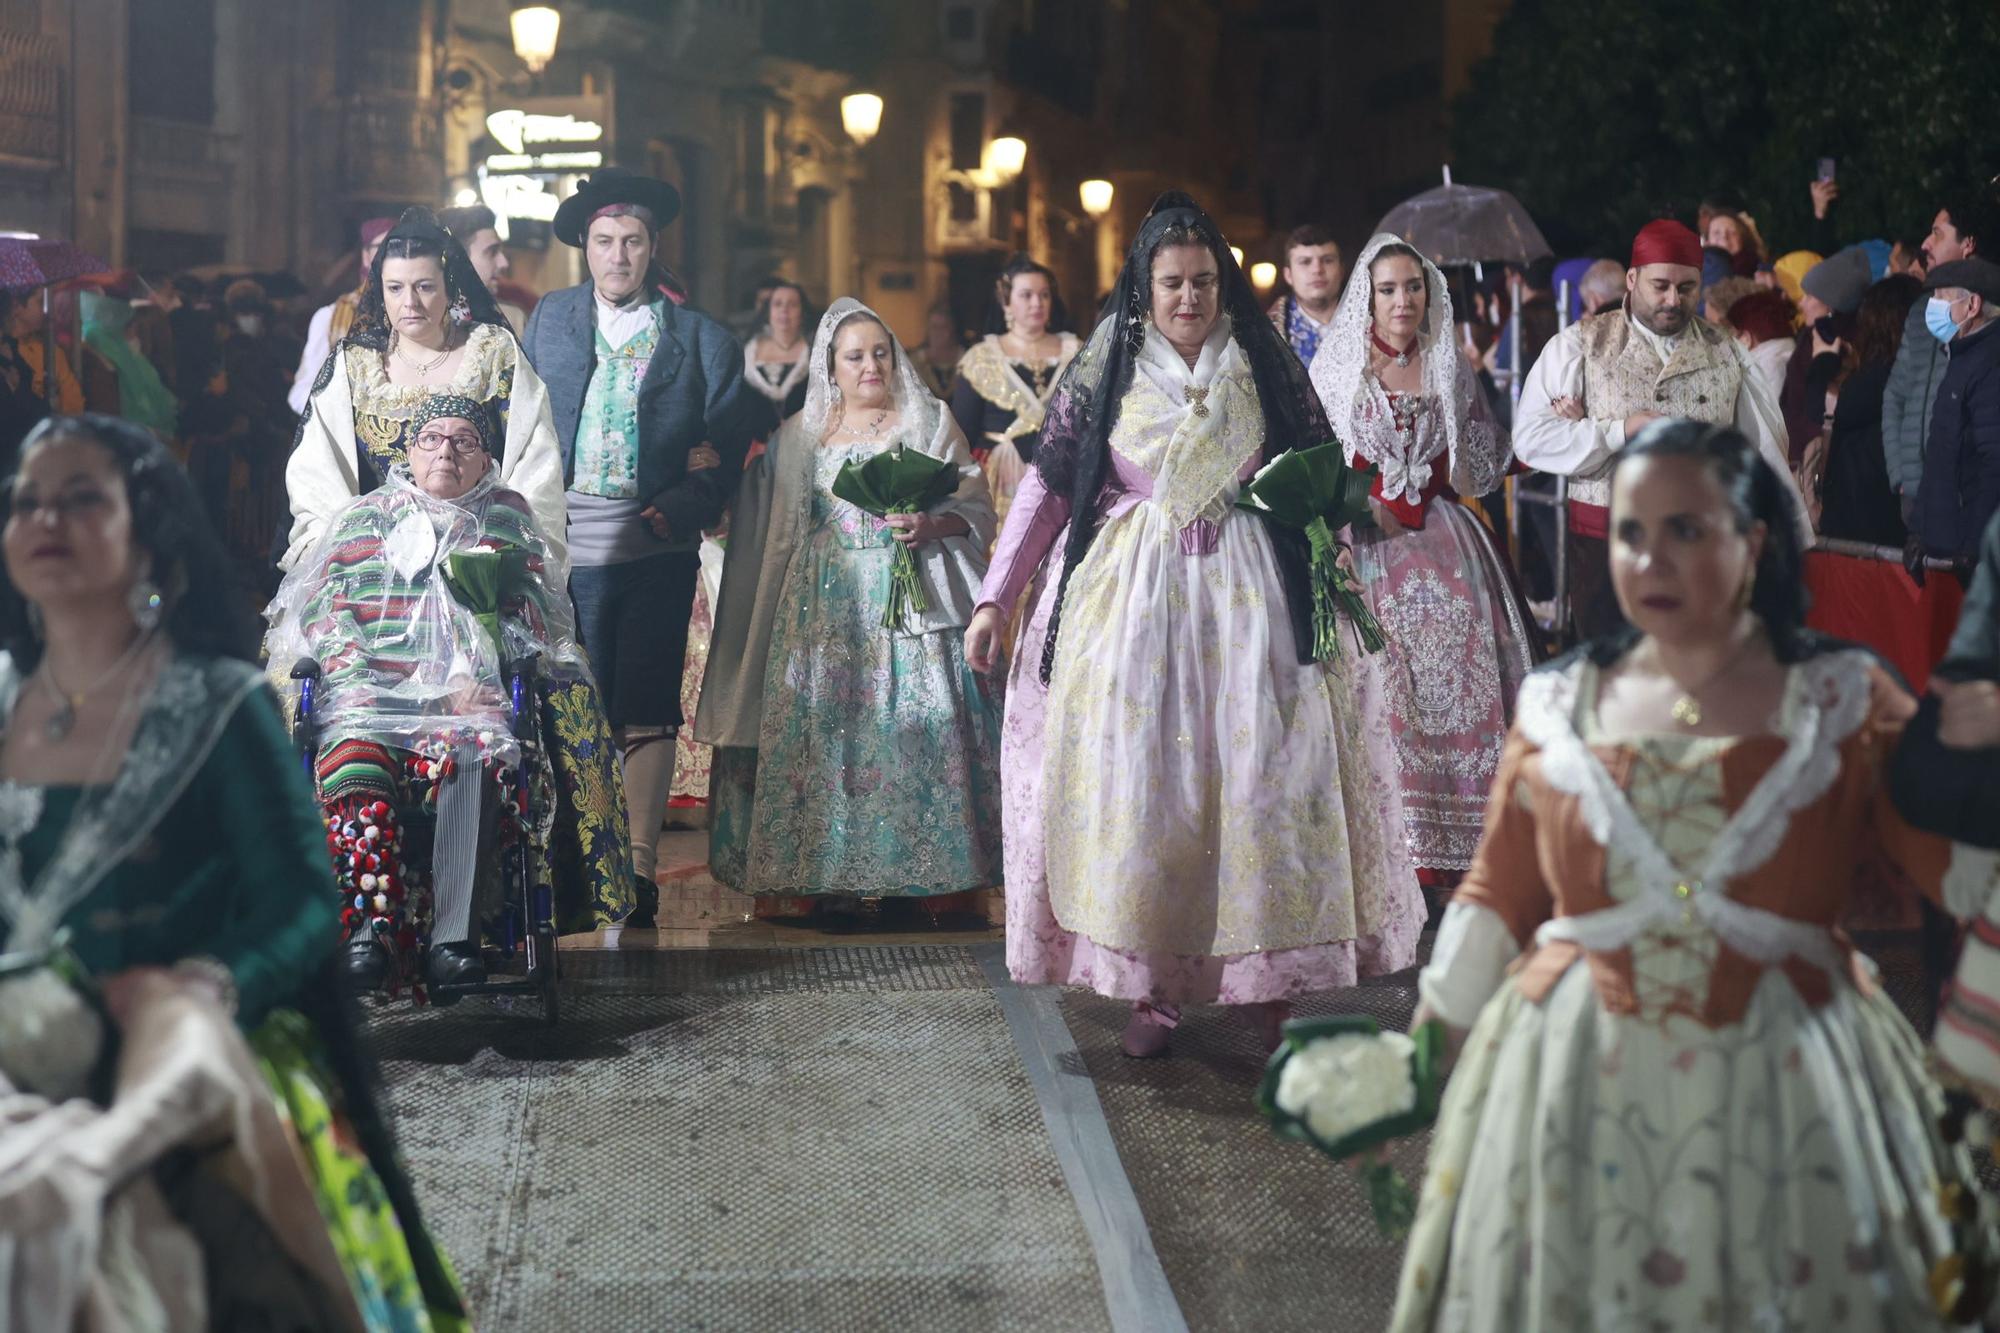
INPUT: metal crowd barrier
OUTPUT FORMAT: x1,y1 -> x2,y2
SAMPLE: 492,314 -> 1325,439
1811,536 -> 1959,571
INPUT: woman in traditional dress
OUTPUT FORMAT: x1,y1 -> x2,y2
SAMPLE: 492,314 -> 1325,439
1310,234 -> 1536,884
964,192 -> 1419,1058
949,254 -> 1081,524
741,279 -> 811,439
284,207 -> 627,930
1393,421 -> 2000,1331
663,283 -> 813,821
697,298 -> 1002,904
0,415 -> 465,1330
283,206 -> 567,575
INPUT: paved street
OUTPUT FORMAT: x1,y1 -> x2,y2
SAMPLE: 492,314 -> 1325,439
372,834 -> 1423,1332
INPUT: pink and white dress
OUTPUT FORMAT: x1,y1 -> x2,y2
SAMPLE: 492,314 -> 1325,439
977,322 -> 1421,1006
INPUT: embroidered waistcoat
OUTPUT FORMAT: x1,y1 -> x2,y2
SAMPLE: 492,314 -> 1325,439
1573,310 -> 1740,508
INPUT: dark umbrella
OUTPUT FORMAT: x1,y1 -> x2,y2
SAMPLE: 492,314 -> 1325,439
0,238 -> 111,409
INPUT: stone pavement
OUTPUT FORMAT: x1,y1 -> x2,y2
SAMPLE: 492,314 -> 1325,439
372,833 -> 1417,1332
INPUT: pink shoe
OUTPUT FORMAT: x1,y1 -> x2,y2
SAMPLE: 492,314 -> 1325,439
1120,1000 -> 1180,1058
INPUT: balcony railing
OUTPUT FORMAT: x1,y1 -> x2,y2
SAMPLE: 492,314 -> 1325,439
0,25 -> 61,167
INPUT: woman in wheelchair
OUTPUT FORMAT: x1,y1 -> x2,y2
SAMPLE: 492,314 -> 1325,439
266,393 -> 627,995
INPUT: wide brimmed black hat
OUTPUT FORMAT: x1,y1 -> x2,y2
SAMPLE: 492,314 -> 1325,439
552,167 -> 682,247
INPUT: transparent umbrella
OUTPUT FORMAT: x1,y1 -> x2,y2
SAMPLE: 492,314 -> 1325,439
1375,167 -> 1551,268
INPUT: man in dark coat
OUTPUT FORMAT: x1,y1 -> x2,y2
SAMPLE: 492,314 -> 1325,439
520,167 -> 757,924
1914,257 -> 2000,567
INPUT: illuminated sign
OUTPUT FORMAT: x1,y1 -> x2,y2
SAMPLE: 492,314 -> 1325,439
477,97 -> 610,237
485,109 -> 603,155
482,175 -> 562,225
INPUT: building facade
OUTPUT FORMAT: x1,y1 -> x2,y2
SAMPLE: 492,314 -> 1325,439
0,0 -> 1506,348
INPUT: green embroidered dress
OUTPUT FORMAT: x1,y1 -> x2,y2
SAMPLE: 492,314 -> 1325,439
2,655 -> 466,1330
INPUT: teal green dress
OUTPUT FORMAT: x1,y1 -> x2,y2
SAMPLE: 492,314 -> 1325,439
708,433 -> 1004,896
20,661 -> 466,1331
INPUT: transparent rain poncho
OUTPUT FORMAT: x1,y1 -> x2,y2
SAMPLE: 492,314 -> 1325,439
263,464 -> 589,764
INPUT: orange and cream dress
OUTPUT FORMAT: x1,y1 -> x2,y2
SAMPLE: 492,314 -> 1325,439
1392,645 -> 2000,1332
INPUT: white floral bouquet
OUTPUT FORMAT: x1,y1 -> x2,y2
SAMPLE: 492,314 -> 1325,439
1256,1013 -> 1444,1237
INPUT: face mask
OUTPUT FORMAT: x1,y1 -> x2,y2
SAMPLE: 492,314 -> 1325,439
1925,297 -> 1962,344
234,314 -> 264,337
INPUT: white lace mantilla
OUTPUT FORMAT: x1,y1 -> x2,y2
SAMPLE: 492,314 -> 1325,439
1514,650 -> 1875,971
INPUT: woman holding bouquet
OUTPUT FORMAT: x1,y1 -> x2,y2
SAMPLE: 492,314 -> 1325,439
1310,234 -> 1534,883
0,415 -> 463,1328
696,298 -> 1002,901
1393,421 -> 2000,1330
964,192 -> 1419,1058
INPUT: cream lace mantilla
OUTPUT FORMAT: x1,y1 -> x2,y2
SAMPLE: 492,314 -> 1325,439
1515,650 -> 1874,971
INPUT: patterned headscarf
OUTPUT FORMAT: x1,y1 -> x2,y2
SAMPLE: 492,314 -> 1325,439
410,393 -> 495,452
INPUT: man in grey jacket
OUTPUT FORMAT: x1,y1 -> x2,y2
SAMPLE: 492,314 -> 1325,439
1883,191 -> 2000,521
521,168 -> 757,923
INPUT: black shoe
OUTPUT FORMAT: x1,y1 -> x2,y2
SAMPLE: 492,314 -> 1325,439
346,936 -> 390,992
626,875 -> 659,930
425,941 -> 487,989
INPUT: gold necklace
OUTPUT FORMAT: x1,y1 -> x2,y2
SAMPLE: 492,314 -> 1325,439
1652,632 -> 1760,728
392,331 -> 452,375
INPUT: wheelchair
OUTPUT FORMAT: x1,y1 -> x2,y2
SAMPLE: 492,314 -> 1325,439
288,653 -> 561,1025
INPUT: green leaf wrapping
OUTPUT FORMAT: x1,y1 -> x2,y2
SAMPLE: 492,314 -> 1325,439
830,446 -> 961,630
1238,443 -> 1387,663
442,546 -> 533,657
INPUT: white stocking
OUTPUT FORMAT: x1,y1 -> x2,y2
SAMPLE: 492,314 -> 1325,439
620,728 -> 677,884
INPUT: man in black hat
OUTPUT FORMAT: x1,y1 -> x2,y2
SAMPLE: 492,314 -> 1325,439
521,167 -> 757,924
1914,256 -> 2000,569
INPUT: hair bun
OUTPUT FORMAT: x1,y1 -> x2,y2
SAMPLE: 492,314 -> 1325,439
1145,190 -> 1200,219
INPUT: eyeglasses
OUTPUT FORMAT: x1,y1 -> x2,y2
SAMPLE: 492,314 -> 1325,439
412,430 -> 485,457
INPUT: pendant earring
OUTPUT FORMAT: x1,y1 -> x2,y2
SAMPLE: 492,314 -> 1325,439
25,602 -> 42,641
1005,311 -> 1016,333
128,578 -> 164,631
1737,568 -> 1757,612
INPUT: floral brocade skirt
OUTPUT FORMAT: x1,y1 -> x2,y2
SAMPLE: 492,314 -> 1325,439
251,1012 -> 468,1332
707,523 -> 1003,896
542,676 -> 633,929
996,505 -> 1421,1004
1391,962 -> 1994,1331
1351,499 -> 1533,874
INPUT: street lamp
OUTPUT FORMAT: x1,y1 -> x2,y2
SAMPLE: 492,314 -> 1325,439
841,93 -> 884,147
511,5 -> 561,75
982,135 -> 1026,185
1079,179 -> 1114,219
1250,261 -> 1277,290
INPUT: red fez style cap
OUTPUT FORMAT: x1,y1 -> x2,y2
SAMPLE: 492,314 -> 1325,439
1630,219 -> 1703,272
359,217 -> 396,247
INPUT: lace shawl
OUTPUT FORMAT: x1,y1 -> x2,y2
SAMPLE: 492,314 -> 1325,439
0,656 -> 268,953
1309,232 -> 1510,501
